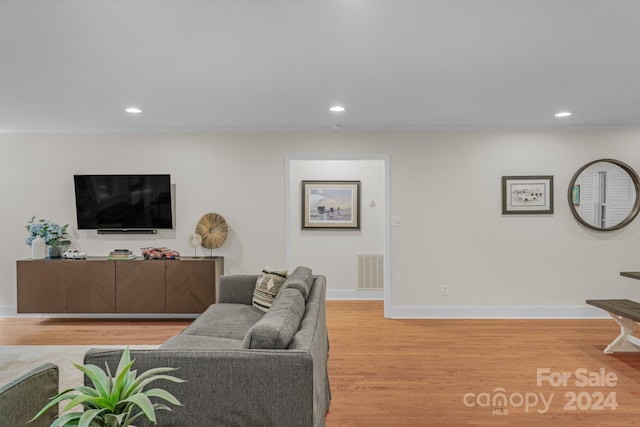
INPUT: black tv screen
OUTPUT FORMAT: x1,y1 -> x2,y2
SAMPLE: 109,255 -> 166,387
74,174 -> 173,230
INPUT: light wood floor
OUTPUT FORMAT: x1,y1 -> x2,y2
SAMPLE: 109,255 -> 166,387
1,301 -> 639,426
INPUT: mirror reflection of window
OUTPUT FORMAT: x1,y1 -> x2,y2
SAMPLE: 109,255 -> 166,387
577,164 -> 635,228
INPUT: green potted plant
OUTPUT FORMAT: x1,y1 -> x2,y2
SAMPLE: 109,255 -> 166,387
31,347 -> 184,427
25,216 -> 71,258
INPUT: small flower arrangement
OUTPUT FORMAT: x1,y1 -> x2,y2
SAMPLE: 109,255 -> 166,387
25,216 -> 70,247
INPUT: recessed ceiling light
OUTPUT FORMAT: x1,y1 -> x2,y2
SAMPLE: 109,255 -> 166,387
329,106 -> 345,112
125,107 -> 142,114
555,111 -> 572,118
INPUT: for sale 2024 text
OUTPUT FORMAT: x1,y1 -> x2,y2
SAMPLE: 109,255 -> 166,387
463,367 -> 618,415
537,368 -> 618,411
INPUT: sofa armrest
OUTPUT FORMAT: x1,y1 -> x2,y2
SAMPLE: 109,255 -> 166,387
84,348 -> 317,427
0,363 -> 59,427
217,274 -> 258,304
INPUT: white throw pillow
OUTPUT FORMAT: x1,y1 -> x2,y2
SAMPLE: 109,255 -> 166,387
252,267 -> 288,312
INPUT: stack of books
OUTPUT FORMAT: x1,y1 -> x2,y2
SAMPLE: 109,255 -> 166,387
107,249 -> 136,260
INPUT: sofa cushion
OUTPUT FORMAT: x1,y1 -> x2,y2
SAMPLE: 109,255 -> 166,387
280,266 -> 313,301
181,303 -> 265,340
252,267 -> 288,312
242,288 -> 306,349
161,334 -> 244,350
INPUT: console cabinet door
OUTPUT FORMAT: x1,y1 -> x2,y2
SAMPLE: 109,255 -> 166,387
115,261 -> 165,313
165,259 -> 217,313
17,260 -> 115,313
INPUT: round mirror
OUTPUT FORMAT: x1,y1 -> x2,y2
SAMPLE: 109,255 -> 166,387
568,159 -> 640,231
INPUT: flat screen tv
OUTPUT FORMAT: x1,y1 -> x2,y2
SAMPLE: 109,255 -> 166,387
74,174 -> 173,232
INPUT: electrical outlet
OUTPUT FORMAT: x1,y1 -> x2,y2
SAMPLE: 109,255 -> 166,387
441,285 -> 449,296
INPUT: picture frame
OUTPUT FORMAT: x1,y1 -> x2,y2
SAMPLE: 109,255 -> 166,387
302,180 -> 360,229
502,175 -> 554,215
572,185 -> 580,206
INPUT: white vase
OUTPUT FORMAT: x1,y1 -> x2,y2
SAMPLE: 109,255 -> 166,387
31,236 -> 46,260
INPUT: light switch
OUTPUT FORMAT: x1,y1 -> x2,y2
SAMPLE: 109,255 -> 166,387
391,216 -> 402,227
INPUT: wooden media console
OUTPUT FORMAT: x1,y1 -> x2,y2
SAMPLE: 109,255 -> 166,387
16,257 -> 223,315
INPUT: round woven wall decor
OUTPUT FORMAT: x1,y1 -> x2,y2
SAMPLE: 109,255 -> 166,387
195,213 -> 228,249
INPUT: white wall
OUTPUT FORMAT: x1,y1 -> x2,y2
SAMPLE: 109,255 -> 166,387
288,158 -> 385,298
3,130 -> 640,317
386,130 -> 640,317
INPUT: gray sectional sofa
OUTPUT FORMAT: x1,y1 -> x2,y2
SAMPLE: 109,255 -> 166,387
0,363 -> 58,427
84,266 -> 330,427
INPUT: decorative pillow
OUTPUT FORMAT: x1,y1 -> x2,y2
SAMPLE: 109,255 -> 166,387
252,267 -> 288,312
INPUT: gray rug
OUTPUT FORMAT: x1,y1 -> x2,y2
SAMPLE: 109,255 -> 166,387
0,345 -> 160,392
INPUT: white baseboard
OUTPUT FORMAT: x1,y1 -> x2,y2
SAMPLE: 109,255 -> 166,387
326,290 -> 384,300
386,305 -> 610,319
0,307 -> 16,317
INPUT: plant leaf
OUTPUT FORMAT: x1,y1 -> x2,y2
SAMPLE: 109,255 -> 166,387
120,403 -> 172,427
111,358 -> 135,404
76,385 -> 100,397
151,402 -> 175,413
105,413 -> 125,427
30,389 -> 82,421
73,363 -> 110,398
120,410 -> 143,427
61,395 -> 112,413
50,411 -> 82,427
143,388 -> 183,406
78,408 -> 107,427
115,347 -> 132,374
120,393 -> 157,423
121,370 -> 137,395
134,366 -> 179,382
130,371 -> 185,396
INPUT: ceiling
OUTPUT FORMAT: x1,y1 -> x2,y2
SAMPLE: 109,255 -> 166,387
2,0 -> 640,133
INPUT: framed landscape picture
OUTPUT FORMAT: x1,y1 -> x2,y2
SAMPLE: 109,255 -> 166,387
302,180 -> 360,229
502,175 -> 554,214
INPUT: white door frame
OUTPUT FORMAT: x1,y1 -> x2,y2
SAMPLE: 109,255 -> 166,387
285,154 -> 390,315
